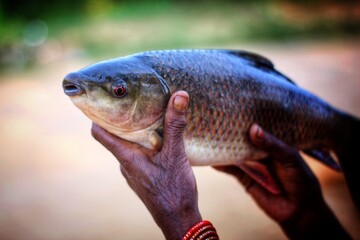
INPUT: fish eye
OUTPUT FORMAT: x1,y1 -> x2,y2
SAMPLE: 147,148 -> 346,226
112,81 -> 127,98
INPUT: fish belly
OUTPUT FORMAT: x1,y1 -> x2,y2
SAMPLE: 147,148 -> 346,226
184,137 -> 267,166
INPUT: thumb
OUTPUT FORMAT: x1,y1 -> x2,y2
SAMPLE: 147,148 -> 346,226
161,91 -> 189,154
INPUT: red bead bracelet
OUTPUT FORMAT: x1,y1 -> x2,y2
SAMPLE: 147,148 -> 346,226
182,220 -> 219,240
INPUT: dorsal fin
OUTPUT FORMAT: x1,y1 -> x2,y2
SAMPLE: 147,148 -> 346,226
224,50 -> 296,85
225,50 -> 274,69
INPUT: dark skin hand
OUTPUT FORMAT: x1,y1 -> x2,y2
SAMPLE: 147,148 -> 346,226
215,124 -> 351,240
91,91 -> 201,240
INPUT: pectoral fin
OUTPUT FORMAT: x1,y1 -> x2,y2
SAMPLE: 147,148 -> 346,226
149,131 -> 163,151
238,161 -> 281,194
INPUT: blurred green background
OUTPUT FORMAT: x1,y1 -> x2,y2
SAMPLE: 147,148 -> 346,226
0,1 -> 359,240
1,0 -> 359,70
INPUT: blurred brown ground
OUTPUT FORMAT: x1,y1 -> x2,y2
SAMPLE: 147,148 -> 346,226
0,40 -> 359,240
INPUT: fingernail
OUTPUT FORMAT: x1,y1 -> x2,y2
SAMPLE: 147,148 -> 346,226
256,125 -> 264,139
174,95 -> 188,111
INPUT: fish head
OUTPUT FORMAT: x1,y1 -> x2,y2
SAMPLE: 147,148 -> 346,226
62,56 -> 170,137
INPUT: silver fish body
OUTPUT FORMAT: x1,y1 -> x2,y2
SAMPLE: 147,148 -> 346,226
63,50 -> 360,204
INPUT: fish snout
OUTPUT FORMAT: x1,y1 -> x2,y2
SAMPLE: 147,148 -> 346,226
62,72 -> 85,96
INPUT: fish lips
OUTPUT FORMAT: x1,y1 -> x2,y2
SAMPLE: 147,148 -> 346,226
62,73 -> 86,96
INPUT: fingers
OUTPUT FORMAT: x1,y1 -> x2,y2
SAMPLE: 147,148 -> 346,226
213,166 -> 253,190
213,166 -> 245,178
161,91 -> 189,155
249,124 -> 300,167
91,123 -> 141,168
213,165 -> 271,199
249,124 -> 320,191
249,124 -> 289,155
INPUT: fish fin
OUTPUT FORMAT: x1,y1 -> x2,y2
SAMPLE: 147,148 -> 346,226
155,126 -> 164,138
334,113 -> 360,210
156,75 -> 171,96
224,50 -> 296,85
225,50 -> 274,69
149,131 -> 163,151
145,73 -> 171,96
238,161 -> 281,195
303,149 -> 341,172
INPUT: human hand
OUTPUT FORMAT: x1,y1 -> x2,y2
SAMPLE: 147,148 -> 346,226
214,124 -> 350,239
91,91 -> 202,240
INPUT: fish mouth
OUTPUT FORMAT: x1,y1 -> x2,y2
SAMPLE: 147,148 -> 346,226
62,72 -> 86,96
62,82 -> 85,96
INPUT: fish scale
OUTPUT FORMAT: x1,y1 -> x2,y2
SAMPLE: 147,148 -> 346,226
146,50 -> 331,164
63,49 -> 360,204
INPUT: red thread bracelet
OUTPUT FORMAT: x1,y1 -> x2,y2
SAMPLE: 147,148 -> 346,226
182,220 -> 219,240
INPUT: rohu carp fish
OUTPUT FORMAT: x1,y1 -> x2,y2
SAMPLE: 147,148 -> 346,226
62,50 -> 360,207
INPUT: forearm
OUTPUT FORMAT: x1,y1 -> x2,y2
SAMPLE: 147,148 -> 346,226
281,202 -> 351,240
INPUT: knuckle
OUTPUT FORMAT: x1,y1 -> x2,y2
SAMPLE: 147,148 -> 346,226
266,143 -> 282,154
91,127 -> 100,140
245,181 -> 255,192
278,145 -> 299,158
107,142 -> 120,155
158,150 -> 187,169
120,165 -> 128,177
240,174 -> 254,192
167,117 -> 187,133
114,149 -> 132,166
277,149 -> 302,167
120,161 -> 133,173
263,135 -> 286,154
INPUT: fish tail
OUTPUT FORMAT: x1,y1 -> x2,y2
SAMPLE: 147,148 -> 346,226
334,112 -> 360,210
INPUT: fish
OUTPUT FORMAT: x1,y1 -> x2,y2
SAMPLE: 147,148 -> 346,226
62,50 -> 360,206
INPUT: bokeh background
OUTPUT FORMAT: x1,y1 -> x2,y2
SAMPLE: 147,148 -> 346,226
0,0 -> 359,239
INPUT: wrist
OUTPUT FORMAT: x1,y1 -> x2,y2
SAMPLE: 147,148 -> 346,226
182,220 -> 219,240
155,204 -> 202,240
280,201 -> 350,239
